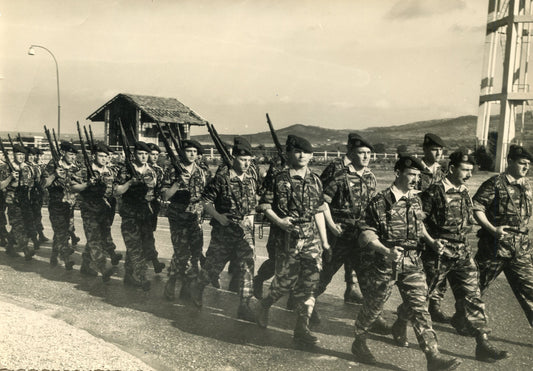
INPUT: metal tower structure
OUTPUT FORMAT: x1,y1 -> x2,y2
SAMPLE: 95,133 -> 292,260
477,0 -> 533,172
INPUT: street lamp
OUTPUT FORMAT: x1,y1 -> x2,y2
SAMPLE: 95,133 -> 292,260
28,44 -> 61,138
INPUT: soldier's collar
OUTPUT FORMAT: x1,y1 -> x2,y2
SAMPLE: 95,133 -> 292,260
505,172 -> 521,185
421,159 -> 441,173
390,184 -> 418,202
343,155 -> 369,175
442,177 -> 466,193
59,158 -> 75,169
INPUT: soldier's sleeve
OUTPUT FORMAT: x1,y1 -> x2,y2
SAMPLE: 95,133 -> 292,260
368,172 -> 378,198
258,170 -> 277,211
419,187 -> 434,219
114,164 -> 130,186
358,198 -> 381,248
161,167 -> 174,190
41,160 -> 55,180
320,162 -> 339,204
0,164 -> 9,181
472,177 -> 496,212
201,173 -> 222,203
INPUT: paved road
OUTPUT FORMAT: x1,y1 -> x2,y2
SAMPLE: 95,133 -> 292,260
0,209 -> 531,370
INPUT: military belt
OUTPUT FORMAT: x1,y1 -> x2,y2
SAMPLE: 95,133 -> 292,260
503,227 -> 529,235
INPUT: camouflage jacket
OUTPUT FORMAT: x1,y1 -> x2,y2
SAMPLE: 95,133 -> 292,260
162,162 -> 207,220
42,158 -> 82,206
0,162 -> 34,205
418,160 -> 446,191
79,162 -> 117,202
115,162 -> 158,217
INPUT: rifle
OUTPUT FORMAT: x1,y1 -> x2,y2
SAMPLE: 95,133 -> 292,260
77,121 -> 95,179
7,134 -> 22,186
116,118 -> 140,181
0,138 -> 15,172
156,123 -> 182,175
43,126 -> 60,167
266,113 -> 287,165
84,126 -> 95,156
52,128 -> 60,154
17,133 -> 25,148
88,125 -> 96,148
165,124 -> 185,161
206,122 -> 233,168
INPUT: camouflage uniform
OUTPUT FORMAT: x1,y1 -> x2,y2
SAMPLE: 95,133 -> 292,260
116,162 -> 158,285
150,162 -> 164,231
259,168 -> 325,319
42,159 -> 81,264
0,162 -> 34,258
28,160 -> 45,242
420,180 -> 490,336
316,156 -> 376,297
79,163 -> 118,274
196,167 -> 258,299
473,173 -> 533,326
163,163 -> 207,280
355,187 -> 438,352
0,185 -> 8,245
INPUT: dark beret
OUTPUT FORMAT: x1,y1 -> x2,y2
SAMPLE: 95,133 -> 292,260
147,143 -> 161,153
93,143 -> 110,155
12,144 -> 27,154
60,141 -> 78,153
134,141 -> 151,153
508,144 -> 533,161
286,134 -> 313,154
106,144 -> 115,153
347,133 -> 374,151
232,136 -> 253,157
423,133 -> 446,148
182,139 -> 204,155
27,147 -> 40,155
449,149 -> 475,167
394,155 -> 425,172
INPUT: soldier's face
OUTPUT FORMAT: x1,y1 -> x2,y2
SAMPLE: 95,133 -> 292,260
288,149 -> 312,169
449,163 -> 473,185
14,152 -> 25,164
149,150 -> 159,163
395,168 -> 420,191
27,154 -> 35,163
184,147 -> 198,164
348,146 -> 372,169
64,152 -> 76,165
135,150 -> 149,165
507,158 -> 530,178
96,152 -> 109,166
233,155 -> 252,174
424,145 -> 443,163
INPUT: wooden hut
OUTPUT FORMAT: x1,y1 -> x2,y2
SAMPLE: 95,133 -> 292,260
86,93 -> 206,147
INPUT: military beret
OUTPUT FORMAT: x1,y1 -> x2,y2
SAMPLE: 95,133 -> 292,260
347,133 -> 374,151
449,149 -> 475,167
423,133 -> 445,148
232,136 -> 253,157
106,144 -> 115,153
147,143 -> 161,153
286,134 -> 313,154
508,144 -> 533,161
12,144 -> 27,154
182,139 -> 204,155
60,141 -> 78,153
93,142 -> 110,155
134,141 -> 151,153
27,147 -> 40,155
394,155 -> 425,172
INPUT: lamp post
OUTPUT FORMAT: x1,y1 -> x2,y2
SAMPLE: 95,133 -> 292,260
28,45 -> 61,138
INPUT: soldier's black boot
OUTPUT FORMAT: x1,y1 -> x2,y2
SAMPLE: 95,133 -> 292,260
0,237 -> 7,247
228,273 -> 240,293
253,275 -> 264,299
255,296 -> 274,328
50,254 -> 58,267
429,300 -> 451,324
80,263 -> 98,277
110,252 -> 123,266
475,333 -> 509,362
237,297 -> 256,323
310,306 -> 321,325
164,276 -> 177,301
101,266 -> 114,282
179,280 -> 191,300
188,279 -> 205,308
286,293 -> 295,310
425,344 -> 461,371
152,258 -> 165,274
293,315 -> 318,346
344,282 -> 363,304
368,315 -> 392,335
140,278 -> 151,291
64,256 -> 75,271
391,318 -> 409,347
32,237 -> 40,250
351,333 -> 377,365
38,231 -> 49,242
5,243 -> 20,257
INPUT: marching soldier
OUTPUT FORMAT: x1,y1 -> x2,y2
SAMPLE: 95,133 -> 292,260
418,150 -> 508,362
147,142 -> 163,231
254,135 -> 331,347
114,141 -> 160,290
189,136 -> 259,322
162,139 -> 208,300
351,155 -> 460,370
27,147 -> 49,247
76,143 -> 120,281
0,144 -> 34,260
41,141 -> 81,270
0,152 -> 10,247
473,145 -> 533,327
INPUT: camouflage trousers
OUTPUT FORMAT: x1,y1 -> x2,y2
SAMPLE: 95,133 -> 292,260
355,251 -> 437,351
121,213 -> 155,282
6,203 -> 33,257
255,224 -> 284,282
422,250 -> 490,336
198,222 -> 255,299
150,199 -> 160,231
48,202 -> 75,261
315,231 -> 360,297
80,201 -> 115,273
167,213 -> 203,280
30,200 -> 44,238
476,239 -> 533,327
264,229 -> 322,319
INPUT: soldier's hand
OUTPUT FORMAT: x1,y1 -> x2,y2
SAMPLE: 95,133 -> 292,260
88,177 -> 98,186
431,239 -> 445,255
322,245 -> 332,263
10,171 -> 19,180
330,223 -> 343,237
55,167 -> 66,178
387,246 -> 404,264
218,214 -> 230,227
493,225 -> 509,240
277,217 -> 294,232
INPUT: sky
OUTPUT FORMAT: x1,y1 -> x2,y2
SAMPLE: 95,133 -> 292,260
0,0 -> 488,137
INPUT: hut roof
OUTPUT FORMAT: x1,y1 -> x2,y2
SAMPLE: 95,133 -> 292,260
87,93 -> 206,126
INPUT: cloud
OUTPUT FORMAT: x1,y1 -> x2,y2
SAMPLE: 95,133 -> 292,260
385,0 -> 467,20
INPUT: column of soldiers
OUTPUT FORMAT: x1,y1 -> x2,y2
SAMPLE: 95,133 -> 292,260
0,128 -> 531,371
